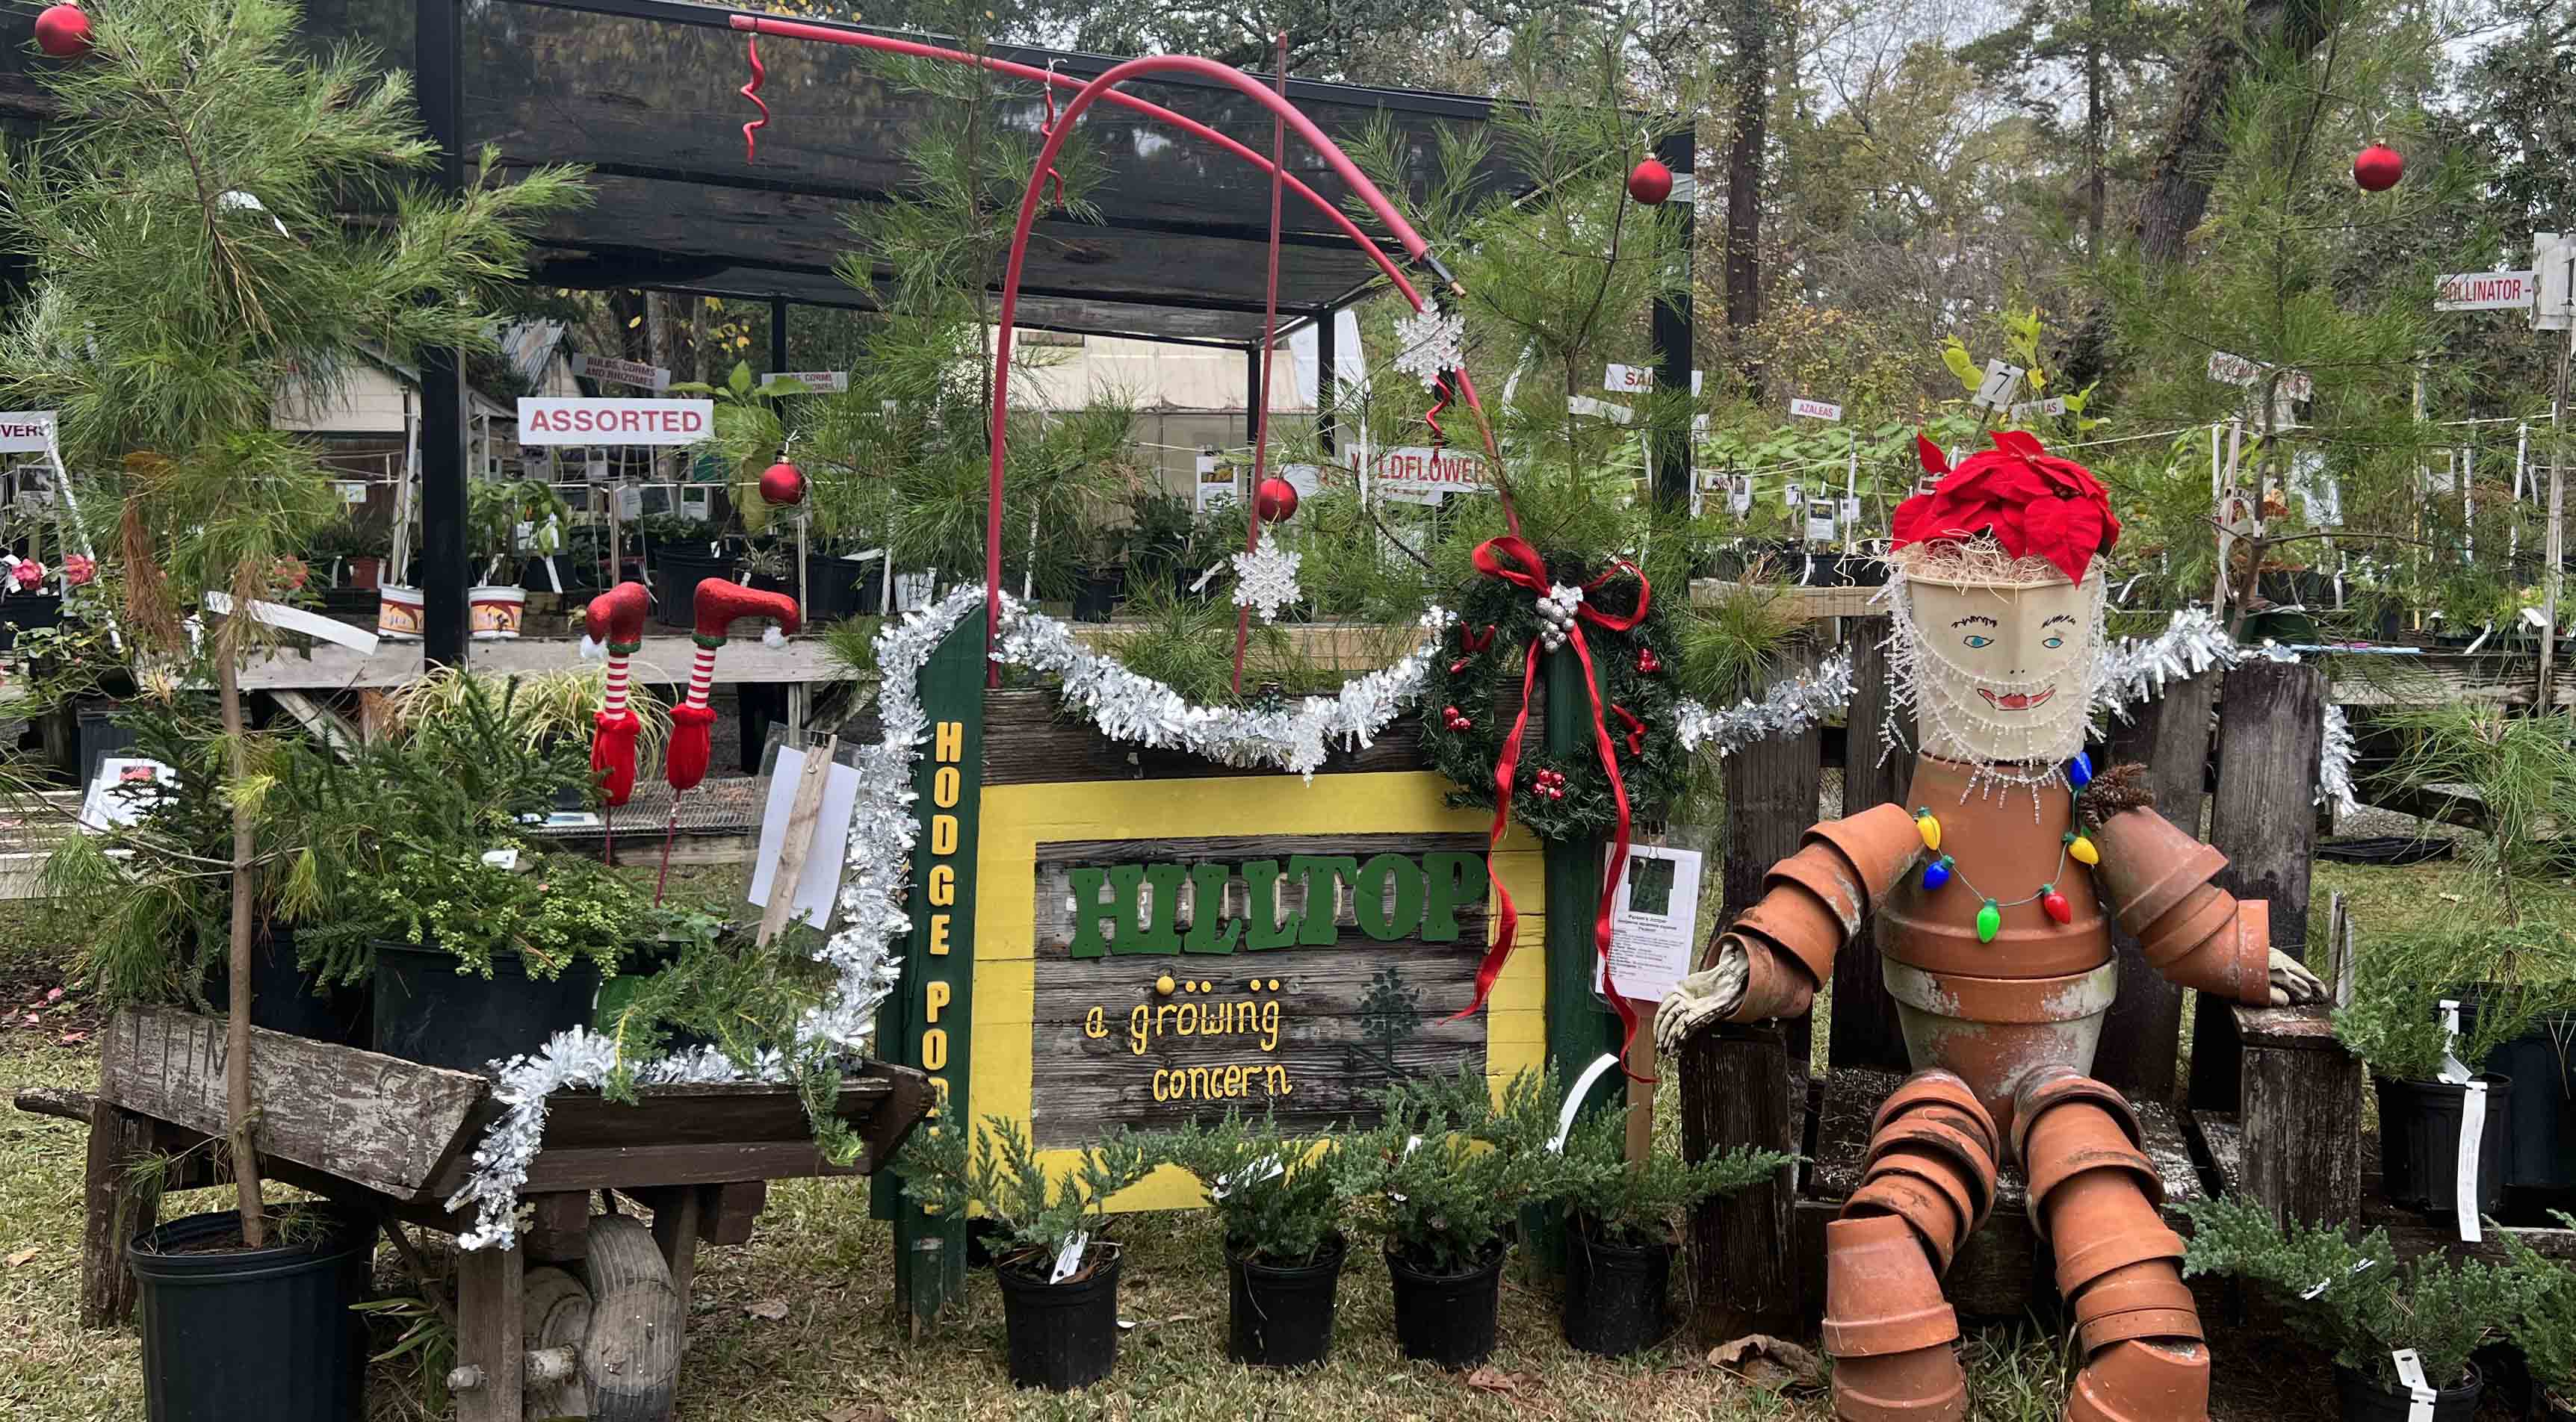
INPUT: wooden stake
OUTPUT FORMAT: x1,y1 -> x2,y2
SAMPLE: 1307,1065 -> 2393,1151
1624,1005 -> 1657,1166
755,735 -> 837,947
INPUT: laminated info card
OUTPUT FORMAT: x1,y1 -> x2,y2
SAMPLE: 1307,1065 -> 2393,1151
1594,844 -> 1703,1007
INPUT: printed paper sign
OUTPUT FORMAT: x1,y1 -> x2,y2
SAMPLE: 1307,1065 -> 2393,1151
1730,476 -> 1753,513
517,398 -> 713,445
1566,395 -> 1635,425
1369,445 -> 1492,505
2009,396 -> 2069,421
770,370 -> 850,393
2434,270 -> 2536,311
0,411 -> 57,454
2205,351 -> 2313,403
1789,397 -> 1842,421
1194,453 -> 1238,512
1805,513 -> 1839,542
1595,845 -> 1702,1006
1604,364 -> 1706,395
79,758 -> 176,832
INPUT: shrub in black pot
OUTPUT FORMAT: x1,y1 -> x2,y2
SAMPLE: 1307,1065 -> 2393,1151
1549,1097 -> 1791,1357
893,1115 -> 1159,1391
1340,1066 -> 1565,1370
1153,1107 -> 1350,1367
2505,1214 -> 2576,1421
2182,1196 -> 2547,1422
2372,1073 -> 2512,1216
130,1202 -> 376,1422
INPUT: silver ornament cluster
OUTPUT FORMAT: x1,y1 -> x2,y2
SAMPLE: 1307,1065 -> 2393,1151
1534,583 -> 1585,652
1672,648 -> 1857,755
1230,529 -> 1304,625
1391,306 -> 1466,391
2317,702 -> 2359,818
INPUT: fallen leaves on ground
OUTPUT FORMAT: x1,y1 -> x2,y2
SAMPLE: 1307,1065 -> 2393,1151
820,1406 -> 891,1422
743,1297 -> 790,1320
1708,1333 -> 1824,1391
1464,1365 -> 1541,1394
4,1246 -> 37,1267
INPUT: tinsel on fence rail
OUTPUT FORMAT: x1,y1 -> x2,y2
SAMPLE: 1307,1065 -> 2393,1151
444,591 -> 2353,1249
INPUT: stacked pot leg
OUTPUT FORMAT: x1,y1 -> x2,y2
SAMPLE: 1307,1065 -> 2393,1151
2014,1069 -> 2210,1422
1823,1071 -> 1999,1422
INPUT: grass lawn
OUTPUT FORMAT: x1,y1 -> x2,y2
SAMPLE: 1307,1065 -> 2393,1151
2,856 -> 2549,1420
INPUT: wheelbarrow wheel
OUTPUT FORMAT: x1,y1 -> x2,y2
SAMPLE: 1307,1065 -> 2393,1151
582,1215 -> 683,1422
521,1267 -> 593,1421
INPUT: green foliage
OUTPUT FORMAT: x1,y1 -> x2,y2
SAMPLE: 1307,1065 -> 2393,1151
465,477 -> 572,569
1337,1065 -> 1563,1274
1552,1104 -> 1790,1246
2374,705 -> 2576,919
1675,576 -> 1806,708
894,1114 -> 1158,1276
2180,1194 -> 2545,1391
1148,1108 -> 1345,1267
2502,1213 -> 2576,1401
2332,919 -> 2576,1081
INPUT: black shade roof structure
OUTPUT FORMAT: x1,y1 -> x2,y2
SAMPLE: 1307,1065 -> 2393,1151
459,0 -> 1546,345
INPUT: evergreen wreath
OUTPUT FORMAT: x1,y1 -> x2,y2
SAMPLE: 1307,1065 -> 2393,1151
1421,550 -> 1686,842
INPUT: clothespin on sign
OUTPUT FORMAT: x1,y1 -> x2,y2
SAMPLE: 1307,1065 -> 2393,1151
755,734 -> 839,948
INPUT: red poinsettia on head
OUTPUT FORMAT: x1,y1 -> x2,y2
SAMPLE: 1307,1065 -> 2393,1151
1890,429 -> 2122,583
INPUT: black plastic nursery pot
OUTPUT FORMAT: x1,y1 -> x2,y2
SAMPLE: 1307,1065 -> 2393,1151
1071,567 -> 1123,624
2482,1013 -> 2576,1191
1225,1232 -> 1346,1367
1562,1220 -> 1670,1357
370,940 -> 602,1072
1384,1244 -> 1505,1370
802,552 -> 883,620
995,1245 -> 1122,1391
648,541 -> 736,630
2374,1074 -> 2512,1216
2332,1362 -> 2482,1422
129,1205 -> 376,1422
208,928 -> 369,1046
0,591 -> 64,651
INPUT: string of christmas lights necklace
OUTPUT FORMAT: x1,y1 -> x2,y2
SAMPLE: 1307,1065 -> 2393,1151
1910,752 -> 2105,943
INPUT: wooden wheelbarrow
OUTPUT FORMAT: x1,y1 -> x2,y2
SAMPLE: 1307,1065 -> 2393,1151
14,1007 -> 934,1422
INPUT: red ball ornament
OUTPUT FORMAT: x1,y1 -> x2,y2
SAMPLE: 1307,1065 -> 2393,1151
1254,475 -> 1299,524
34,4 -> 91,58
1626,158 -> 1673,205
2353,143 -> 2404,192
758,460 -> 806,506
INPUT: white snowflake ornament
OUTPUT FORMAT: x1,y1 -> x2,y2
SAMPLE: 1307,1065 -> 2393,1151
1391,306 -> 1466,391
1231,530 -> 1303,624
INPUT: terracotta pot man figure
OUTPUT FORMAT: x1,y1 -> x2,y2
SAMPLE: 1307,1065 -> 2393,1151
1658,432 -> 2323,1422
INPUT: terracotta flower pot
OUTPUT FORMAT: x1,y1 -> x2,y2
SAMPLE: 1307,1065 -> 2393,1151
1868,1116 -> 1998,1229
1848,1171 -> 1967,1272
1871,1072 -> 1998,1161
2067,1338 -> 2211,1422
1731,881 -> 1846,990
2087,807 -> 2229,929
1722,930 -> 1819,1022
1877,756 -> 2112,979
1805,801 -> 1927,915
1822,1215 -> 1966,1422
1765,841 -> 1869,938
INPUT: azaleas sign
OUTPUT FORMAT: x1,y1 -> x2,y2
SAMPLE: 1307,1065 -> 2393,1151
516,398 -> 714,445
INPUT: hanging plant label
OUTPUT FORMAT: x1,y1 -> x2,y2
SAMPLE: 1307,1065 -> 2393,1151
2389,1350 -> 2439,1422
1049,1230 -> 1089,1284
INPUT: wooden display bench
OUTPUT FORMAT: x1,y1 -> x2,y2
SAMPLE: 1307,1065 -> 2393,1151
15,1007 -> 933,1422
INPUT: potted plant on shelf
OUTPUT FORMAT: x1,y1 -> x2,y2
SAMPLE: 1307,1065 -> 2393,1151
2504,1219 -> 2576,1420
0,0 -> 583,1412
1153,1108 -> 1349,1367
1337,1066 -> 1564,1370
1070,520 -> 1125,623
467,476 -> 572,639
306,515 -> 385,612
2182,1196 -> 2545,1421
892,1115 -> 1158,1391
1549,1100 -> 1792,1358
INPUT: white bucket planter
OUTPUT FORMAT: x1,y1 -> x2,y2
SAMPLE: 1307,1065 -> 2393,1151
377,584 -> 424,641
469,584 -> 527,639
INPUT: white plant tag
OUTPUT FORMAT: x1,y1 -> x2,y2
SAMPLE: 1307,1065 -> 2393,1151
1389,1134 -> 1424,1203
2300,1257 -> 2374,1300
1208,1155 -> 1284,1201
1050,1231 -> 1089,1284
1549,1052 -> 1624,1153
2435,1000 -> 2472,1084
480,847 -> 521,872
2456,1078 -> 2487,1244
2390,1349 -> 2437,1422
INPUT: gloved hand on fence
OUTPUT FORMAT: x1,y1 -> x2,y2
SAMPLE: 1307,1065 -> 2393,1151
1656,940 -> 1750,1056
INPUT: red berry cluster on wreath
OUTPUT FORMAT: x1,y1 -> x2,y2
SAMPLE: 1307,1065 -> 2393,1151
1442,704 -> 1475,732
1636,647 -> 1662,674
1530,768 -> 1568,801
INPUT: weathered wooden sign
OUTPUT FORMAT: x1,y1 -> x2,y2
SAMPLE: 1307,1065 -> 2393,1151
1027,833 -> 1491,1144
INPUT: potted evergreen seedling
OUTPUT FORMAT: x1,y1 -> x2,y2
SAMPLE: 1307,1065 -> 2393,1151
1338,1066 -> 1564,1370
1154,1108 -> 1349,1367
894,1116 -> 1157,1391
1549,1102 -> 1792,1358
2182,1196 -> 2545,1421
2504,1217 -> 2576,1420
0,0 -> 581,1414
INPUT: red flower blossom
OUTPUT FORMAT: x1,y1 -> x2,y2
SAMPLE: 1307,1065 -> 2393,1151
1890,430 -> 2120,582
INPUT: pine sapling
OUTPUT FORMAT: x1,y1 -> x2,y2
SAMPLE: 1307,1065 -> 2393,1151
893,1114 -> 1157,1282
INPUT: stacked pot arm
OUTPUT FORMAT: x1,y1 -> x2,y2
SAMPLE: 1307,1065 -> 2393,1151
2082,805 -> 2273,1008
1716,802 -> 1926,1022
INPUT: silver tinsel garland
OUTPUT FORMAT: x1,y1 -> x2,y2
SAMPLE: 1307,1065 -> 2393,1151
2092,606 -> 2241,718
2317,702 -> 2359,817
1672,650 -> 1857,754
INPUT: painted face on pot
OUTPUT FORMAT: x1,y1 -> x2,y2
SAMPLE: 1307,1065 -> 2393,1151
1899,569 -> 2104,767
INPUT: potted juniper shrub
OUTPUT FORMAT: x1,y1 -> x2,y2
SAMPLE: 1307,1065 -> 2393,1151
285,675 -> 643,1069
2182,1196 -> 2545,1421
1338,1066 -> 1564,1370
1154,1108 -> 1349,1367
1549,1102 -> 1791,1357
894,1116 -> 1158,1391
2504,1218 -> 2576,1420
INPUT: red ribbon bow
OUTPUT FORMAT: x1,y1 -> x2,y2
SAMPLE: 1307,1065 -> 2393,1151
1452,536 -> 1653,1071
